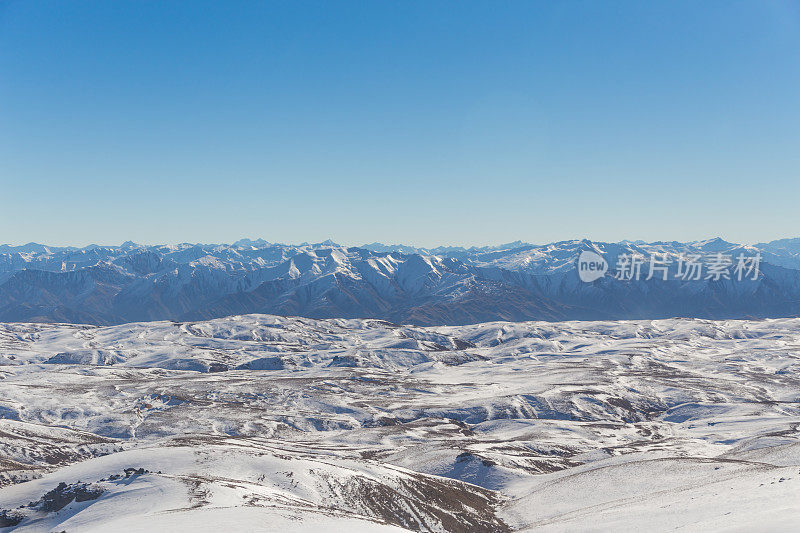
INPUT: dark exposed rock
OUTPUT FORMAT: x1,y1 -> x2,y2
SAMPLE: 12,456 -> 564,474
31,481 -> 105,512
0,509 -> 24,527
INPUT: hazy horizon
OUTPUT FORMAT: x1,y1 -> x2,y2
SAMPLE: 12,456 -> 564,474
2,234 -> 798,250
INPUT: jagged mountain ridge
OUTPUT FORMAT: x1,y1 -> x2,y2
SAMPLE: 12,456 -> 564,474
2,238 -> 800,325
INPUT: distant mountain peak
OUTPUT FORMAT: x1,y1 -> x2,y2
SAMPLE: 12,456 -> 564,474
1,237 -> 800,327
233,238 -> 270,248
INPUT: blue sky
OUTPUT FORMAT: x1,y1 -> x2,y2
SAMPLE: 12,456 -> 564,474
1,1 -> 799,247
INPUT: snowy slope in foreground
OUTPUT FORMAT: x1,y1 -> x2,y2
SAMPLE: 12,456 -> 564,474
504,448 -> 800,532
2,314 -> 800,531
0,443 -> 500,532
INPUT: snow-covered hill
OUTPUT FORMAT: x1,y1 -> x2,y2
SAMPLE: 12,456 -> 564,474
1,314 -> 799,530
2,238 -> 800,326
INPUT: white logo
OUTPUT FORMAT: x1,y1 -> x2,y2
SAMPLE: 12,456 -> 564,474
577,251 -> 608,282
612,252 -> 761,282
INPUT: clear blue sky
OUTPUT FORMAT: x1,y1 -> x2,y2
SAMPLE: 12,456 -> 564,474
1,1 -> 799,247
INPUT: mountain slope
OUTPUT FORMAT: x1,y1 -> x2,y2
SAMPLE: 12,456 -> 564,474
2,238 -> 800,325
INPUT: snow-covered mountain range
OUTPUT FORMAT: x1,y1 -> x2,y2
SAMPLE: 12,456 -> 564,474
2,237 -> 800,326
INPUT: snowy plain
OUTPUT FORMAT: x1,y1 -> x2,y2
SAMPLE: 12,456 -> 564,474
1,314 -> 799,531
